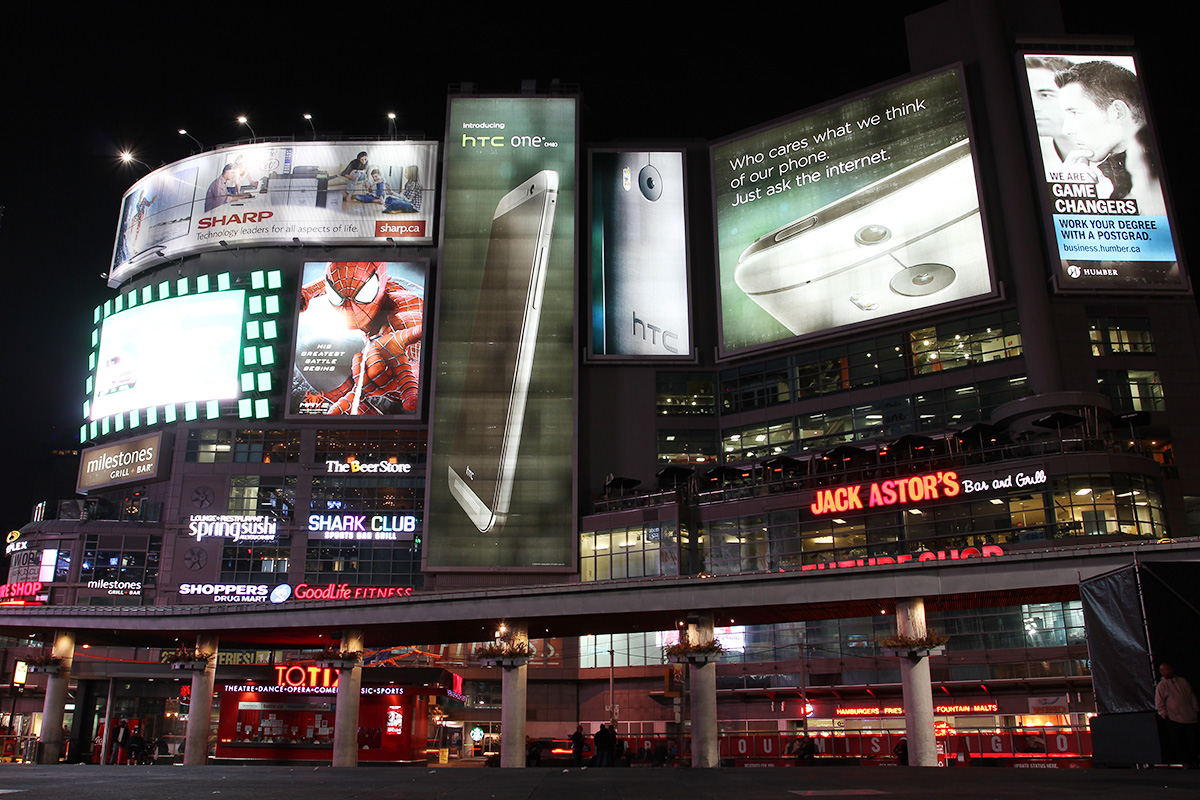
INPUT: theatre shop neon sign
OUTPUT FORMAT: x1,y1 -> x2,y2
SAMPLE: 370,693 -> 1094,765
800,546 -> 1004,572
809,467 -> 1048,516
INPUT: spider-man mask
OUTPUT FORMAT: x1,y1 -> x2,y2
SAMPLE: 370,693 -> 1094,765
324,261 -> 386,330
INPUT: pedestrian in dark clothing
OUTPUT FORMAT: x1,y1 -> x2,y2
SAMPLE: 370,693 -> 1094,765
893,737 -> 909,766
569,725 -> 585,767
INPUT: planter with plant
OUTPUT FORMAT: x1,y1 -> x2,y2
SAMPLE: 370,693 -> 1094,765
878,632 -> 949,659
663,638 -> 726,664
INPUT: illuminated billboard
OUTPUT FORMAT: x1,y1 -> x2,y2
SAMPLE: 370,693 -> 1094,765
90,291 -> 244,420
712,67 -> 994,353
1019,53 -> 1185,290
82,271 -> 285,442
111,141 -> 438,287
426,96 -> 577,570
287,261 -> 426,417
77,432 -> 167,493
589,150 -> 692,357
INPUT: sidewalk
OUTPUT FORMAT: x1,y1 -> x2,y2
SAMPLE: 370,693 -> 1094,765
1,764 -> 1198,800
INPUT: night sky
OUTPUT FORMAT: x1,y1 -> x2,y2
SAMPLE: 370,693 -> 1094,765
0,2 -> 1192,529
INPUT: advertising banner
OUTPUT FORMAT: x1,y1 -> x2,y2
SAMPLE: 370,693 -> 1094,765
287,261 -> 426,417
712,67 -> 994,353
89,291 -> 245,421
1020,53 -> 1185,290
426,96 -> 576,570
110,141 -> 438,287
77,432 -> 167,493
589,150 -> 691,357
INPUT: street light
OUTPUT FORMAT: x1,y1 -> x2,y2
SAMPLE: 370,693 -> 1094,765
237,116 -> 257,141
303,114 -> 316,140
177,129 -> 203,150
119,151 -> 152,173
387,112 -> 397,138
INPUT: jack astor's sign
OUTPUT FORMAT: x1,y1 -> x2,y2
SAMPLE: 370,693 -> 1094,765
808,467 -> 1048,516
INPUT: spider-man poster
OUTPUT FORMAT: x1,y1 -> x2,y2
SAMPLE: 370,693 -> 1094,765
287,261 -> 427,417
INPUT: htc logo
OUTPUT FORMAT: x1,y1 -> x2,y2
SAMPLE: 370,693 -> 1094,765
462,134 -> 505,148
633,312 -> 680,354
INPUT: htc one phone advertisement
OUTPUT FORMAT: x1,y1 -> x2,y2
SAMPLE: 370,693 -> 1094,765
288,261 -> 426,418
426,97 -> 576,570
590,150 -> 692,357
111,141 -> 438,288
1021,53 -> 1184,290
712,68 -> 994,353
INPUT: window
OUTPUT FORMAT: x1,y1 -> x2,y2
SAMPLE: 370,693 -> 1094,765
221,546 -> 291,582
229,476 -> 297,519
314,429 -> 427,464
657,430 -> 719,464
909,311 -> 1022,375
81,534 -> 162,585
186,429 -> 302,463
1097,369 -> 1165,412
309,476 -> 424,512
304,541 -> 423,587
657,372 -> 715,416
580,523 -> 679,582
1090,316 -> 1154,355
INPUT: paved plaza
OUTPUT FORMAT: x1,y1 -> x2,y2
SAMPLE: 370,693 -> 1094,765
1,764 -> 1198,800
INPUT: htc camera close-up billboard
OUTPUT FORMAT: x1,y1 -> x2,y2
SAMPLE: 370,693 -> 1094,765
111,141 -> 438,287
90,291 -> 245,420
427,96 -> 576,571
1020,53 -> 1184,290
288,261 -> 426,418
590,150 -> 691,357
713,67 -> 994,353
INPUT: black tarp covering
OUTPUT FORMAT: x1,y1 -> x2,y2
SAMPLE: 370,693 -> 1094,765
1081,565 -> 1154,714
1082,560 -> 1200,716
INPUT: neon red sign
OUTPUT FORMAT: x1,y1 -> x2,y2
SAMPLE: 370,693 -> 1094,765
274,665 -> 339,688
800,546 -> 1004,573
0,581 -> 43,599
810,471 -> 959,515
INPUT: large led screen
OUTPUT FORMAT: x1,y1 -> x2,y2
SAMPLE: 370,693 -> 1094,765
712,67 -> 993,353
288,261 -> 426,417
589,150 -> 691,357
426,97 -> 576,571
1020,53 -> 1184,290
111,141 -> 438,287
89,291 -> 245,420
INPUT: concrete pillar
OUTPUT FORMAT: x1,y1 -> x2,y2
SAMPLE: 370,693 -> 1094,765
38,630 -> 75,764
896,598 -> 936,766
499,621 -> 528,768
687,612 -> 719,768
183,634 -> 219,765
332,629 -> 364,768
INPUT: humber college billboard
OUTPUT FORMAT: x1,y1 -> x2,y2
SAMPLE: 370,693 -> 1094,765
1019,52 -> 1186,291
110,141 -> 438,287
426,96 -> 577,571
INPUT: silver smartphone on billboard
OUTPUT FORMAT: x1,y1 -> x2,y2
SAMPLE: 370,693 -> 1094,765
448,170 -> 559,533
734,139 -> 989,336
593,152 -> 690,356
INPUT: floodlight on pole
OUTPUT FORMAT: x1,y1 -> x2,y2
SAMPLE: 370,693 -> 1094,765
119,151 -> 153,173
237,116 -> 257,141
178,129 -> 203,149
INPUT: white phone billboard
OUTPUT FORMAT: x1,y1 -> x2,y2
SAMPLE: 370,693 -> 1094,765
712,67 -> 995,354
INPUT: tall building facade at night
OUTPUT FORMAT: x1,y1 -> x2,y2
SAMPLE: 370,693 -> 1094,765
4,0 -> 1198,768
